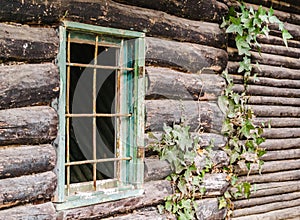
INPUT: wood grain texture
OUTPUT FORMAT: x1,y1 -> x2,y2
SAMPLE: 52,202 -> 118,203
0,144 -> 56,179
0,63 -> 59,109
260,138 -> 300,150
146,67 -> 225,101
0,23 -> 58,62
145,100 -> 224,133
0,171 -> 56,209
0,106 -> 58,146
0,202 -> 56,220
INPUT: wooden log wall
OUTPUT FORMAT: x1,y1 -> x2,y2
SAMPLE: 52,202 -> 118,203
0,0 -> 299,219
226,1 -> 300,219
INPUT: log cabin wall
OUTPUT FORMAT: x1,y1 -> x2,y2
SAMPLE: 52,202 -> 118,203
0,0 -> 298,219
222,0 -> 300,219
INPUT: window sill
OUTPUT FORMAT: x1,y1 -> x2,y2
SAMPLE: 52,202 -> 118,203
54,187 -> 144,211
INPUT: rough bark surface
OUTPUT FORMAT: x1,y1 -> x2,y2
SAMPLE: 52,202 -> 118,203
146,100 -> 224,133
146,66 -> 225,101
0,106 -> 58,146
0,23 -> 58,62
0,144 -> 56,179
0,63 -> 59,109
0,171 -> 56,209
0,202 -> 56,220
146,37 -> 227,73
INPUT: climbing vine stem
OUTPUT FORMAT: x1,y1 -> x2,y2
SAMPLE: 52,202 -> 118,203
219,1 -> 292,217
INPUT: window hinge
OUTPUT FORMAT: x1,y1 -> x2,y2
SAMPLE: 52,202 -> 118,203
137,146 -> 145,158
138,66 -> 144,78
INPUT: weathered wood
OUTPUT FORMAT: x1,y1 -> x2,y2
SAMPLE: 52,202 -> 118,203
0,0 -> 61,24
243,0 -> 300,14
260,138 -> 300,150
228,49 -> 300,69
232,75 -> 300,89
245,3 -> 300,25
145,152 -> 229,182
145,100 -> 224,133
261,149 -> 300,161
248,96 -> 300,106
144,158 -> 171,182
232,206 -> 300,220
248,105 -> 300,117
253,117 -> 300,127
0,63 -> 59,109
146,67 -> 225,101
234,191 -> 300,209
0,23 -> 58,62
262,128 -> 300,139
63,0 -> 226,48
228,62 -> 300,80
146,38 -> 227,73
0,106 -> 58,146
145,132 -> 227,150
0,171 -> 56,209
233,84 -> 300,98
58,180 -> 173,219
232,197 -> 300,218
259,35 -> 300,49
196,198 -> 227,220
0,202 -> 56,220
269,22 -> 300,41
236,159 -> 300,175
0,144 -> 56,179
238,170 -> 300,183
112,0 -> 228,23
256,44 -> 300,58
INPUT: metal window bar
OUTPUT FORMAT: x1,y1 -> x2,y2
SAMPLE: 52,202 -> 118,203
65,32 -> 133,195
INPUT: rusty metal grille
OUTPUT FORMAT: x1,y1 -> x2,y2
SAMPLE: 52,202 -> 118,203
65,31 -> 133,196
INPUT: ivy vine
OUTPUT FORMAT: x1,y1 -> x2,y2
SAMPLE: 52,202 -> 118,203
151,2 -> 292,219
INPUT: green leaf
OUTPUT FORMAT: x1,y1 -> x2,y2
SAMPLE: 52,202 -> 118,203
218,196 -> 227,209
165,200 -> 173,212
243,182 -> 251,198
226,24 -> 244,36
218,95 -> 229,114
230,151 -> 240,164
282,29 -> 293,47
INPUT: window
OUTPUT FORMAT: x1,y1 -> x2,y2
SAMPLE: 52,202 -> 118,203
55,21 -> 145,210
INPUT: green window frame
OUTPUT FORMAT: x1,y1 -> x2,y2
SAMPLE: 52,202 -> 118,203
55,21 -> 145,210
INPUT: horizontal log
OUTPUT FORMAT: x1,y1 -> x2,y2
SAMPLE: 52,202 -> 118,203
232,75 -> 300,89
228,62 -> 300,80
249,105 -> 300,117
145,132 -> 227,150
244,0 -> 300,14
233,84 -> 300,98
244,181 -> 300,198
238,170 -> 300,183
236,159 -> 300,175
0,171 -> 56,209
248,96 -> 300,106
0,23 -> 58,62
146,67 -> 225,100
256,44 -> 300,58
146,37 -> 227,73
145,152 -> 229,181
261,149 -> 300,161
202,173 -> 229,196
144,158 -> 171,182
260,138 -> 300,150
232,197 -> 300,218
145,100 -> 224,133
0,0 -> 61,24
262,128 -> 300,139
234,191 -> 300,209
0,202 -> 56,220
0,63 -> 59,109
196,198 -> 227,220
0,106 -> 58,146
232,206 -> 300,220
0,144 -> 56,179
228,49 -> 300,69
63,1 -> 226,48
245,3 -> 300,25
269,22 -> 300,41
253,117 -> 300,127
112,0 -> 228,23
256,34 -> 300,48
58,180 -> 173,219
